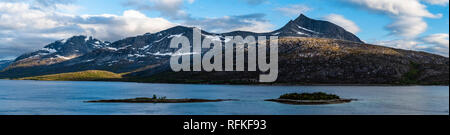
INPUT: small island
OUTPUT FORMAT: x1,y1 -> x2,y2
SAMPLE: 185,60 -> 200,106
265,92 -> 355,105
85,95 -> 238,103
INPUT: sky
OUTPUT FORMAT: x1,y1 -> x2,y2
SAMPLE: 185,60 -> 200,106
0,0 -> 449,60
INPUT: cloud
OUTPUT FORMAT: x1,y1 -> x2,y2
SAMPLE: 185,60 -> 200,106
123,0 -> 194,19
422,33 -> 449,48
0,1 -> 273,59
422,0 -> 449,6
231,20 -> 275,33
342,0 -> 448,57
0,1 -> 175,59
77,10 -> 176,41
34,0 -> 76,7
376,39 -> 425,50
343,0 -> 443,38
183,13 -> 274,33
275,4 -> 312,17
373,33 -> 449,57
323,14 -> 360,34
123,0 -> 276,33
123,0 -> 274,33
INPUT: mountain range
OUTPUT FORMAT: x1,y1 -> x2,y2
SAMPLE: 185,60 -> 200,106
0,14 -> 448,85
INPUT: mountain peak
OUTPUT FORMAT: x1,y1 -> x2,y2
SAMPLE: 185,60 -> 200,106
283,14 -> 310,26
274,14 -> 363,43
13,35 -> 109,63
296,14 -> 310,20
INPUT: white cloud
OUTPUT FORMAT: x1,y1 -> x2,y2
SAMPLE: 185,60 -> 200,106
373,33 -> 449,57
387,16 -> 429,38
0,2 -> 64,30
422,33 -> 449,48
422,0 -> 449,6
79,10 -> 175,41
123,0 -> 274,33
376,39 -> 424,50
150,0 -> 187,18
232,20 -> 275,33
184,13 -> 274,33
0,2 -> 175,58
275,4 -> 312,17
123,0 -> 194,19
323,14 -> 360,34
345,0 -> 443,38
344,0 -> 448,57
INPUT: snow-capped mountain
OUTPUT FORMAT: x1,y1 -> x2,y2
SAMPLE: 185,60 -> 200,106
1,14 -> 447,85
7,35 -> 110,70
7,14 -> 363,73
269,14 -> 363,43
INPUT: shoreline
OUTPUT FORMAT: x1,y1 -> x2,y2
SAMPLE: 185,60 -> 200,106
85,98 -> 239,103
2,78 -> 449,86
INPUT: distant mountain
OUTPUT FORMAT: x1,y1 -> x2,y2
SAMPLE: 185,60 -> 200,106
0,14 -> 448,85
269,14 -> 363,43
220,14 -> 363,43
0,60 -> 13,71
1,26 -> 198,77
5,35 -> 110,70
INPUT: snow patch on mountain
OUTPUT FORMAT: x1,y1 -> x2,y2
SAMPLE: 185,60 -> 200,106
107,45 -> 132,51
128,54 -> 147,58
154,36 -> 168,43
297,31 -> 308,35
106,47 -> 118,51
140,45 -> 151,50
297,25 -> 320,34
203,34 -> 222,42
168,33 -> 184,38
55,55 -> 78,60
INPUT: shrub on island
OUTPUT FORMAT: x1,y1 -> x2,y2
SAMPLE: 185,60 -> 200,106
266,92 -> 354,105
279,92 -> 340,100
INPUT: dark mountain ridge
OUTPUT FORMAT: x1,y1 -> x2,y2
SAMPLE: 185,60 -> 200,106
270,14 -> 363,43
0,14 -> 448,85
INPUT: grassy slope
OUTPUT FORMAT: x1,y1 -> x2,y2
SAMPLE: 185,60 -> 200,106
19,70 -> 122,81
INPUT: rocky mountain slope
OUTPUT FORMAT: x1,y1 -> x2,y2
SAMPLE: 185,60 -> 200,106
4,36 -> 110,70
0,14 -> 448,85
269,14 -> 363,43
0,60 -> 12,71
130,37 -> 447,85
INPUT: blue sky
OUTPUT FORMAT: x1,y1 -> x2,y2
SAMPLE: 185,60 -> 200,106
74,0 -> 449,40
0,0 -> 449,59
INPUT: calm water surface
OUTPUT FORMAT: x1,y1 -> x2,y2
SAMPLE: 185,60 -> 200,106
0,80 -> 448,115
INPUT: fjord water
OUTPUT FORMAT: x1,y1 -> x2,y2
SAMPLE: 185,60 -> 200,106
0,80 -> 448,115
